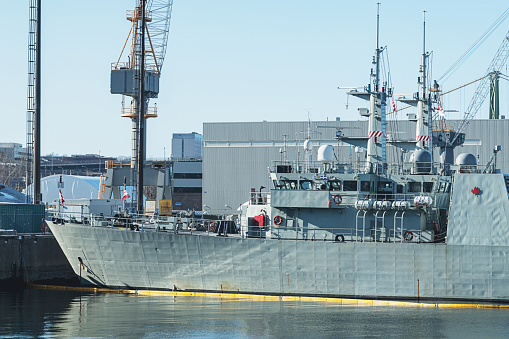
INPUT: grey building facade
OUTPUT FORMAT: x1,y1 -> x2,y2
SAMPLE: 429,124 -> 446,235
171,132 -> 203,160
172,160 -> 202,211
203,119 -> 509,213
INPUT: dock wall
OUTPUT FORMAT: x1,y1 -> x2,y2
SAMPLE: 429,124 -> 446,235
0,234 -> 75,287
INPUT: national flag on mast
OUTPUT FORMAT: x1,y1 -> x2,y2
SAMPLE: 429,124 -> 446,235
122,185 -> 130,201
59,189 -> 65,205
392,100 -> 397,113
438,104 -> 445,117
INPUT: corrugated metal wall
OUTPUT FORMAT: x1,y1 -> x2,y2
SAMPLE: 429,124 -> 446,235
0,204 -> 45,233
203,119 -> 509,212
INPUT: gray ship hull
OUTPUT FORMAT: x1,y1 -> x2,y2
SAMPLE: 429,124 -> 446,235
48,222 -> 509,301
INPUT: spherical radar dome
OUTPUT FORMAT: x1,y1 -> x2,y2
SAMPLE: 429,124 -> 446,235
455,153 -> 477,166
317,145 -> 334,163
411,149 -> 432,163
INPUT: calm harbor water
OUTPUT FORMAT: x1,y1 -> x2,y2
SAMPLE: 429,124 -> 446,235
1,289 -> 509,338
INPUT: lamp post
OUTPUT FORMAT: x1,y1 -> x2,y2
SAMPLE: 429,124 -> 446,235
259,186 -> 266,204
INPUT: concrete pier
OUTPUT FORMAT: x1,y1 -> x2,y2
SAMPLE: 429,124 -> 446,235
0,234 -> 75,288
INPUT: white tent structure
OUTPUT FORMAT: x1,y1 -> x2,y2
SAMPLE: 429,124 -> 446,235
26,175 -> 100,205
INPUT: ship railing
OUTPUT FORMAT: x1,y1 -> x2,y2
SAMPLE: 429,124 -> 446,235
47,209 -> 443,244
272,159 -> 498,176
242,224 -> 437,243
271,160 -> 450,176
48,208 -> 243,236
111,61 -> 158,73
249,191 -> 270,205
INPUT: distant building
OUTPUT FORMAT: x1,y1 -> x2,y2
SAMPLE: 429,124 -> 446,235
40,154 -> 117,177
0,143 -> 25,161
171,132 -> 203,160
172,160 -> 202,211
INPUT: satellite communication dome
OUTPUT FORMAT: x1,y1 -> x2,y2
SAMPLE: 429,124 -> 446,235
303,139 -> 313,150
411,149 -> 432,174
455,153 -> 477,166
317,145 -> 334,163
412,149 -> 432,163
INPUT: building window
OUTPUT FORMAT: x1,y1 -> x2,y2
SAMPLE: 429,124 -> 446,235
174,187 -> 202,193
174,173 -> 202,179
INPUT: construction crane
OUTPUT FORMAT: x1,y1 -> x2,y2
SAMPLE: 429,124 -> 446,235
450,29 -> 509,145
110,0 -> 173,210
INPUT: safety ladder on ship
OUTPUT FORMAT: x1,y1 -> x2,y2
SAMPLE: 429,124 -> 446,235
374,210 -> 387,242
393,211 -> 406,243
355,210 -> 368,242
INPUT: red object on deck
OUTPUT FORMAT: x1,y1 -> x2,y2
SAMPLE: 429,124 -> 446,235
254,215 -> 265,228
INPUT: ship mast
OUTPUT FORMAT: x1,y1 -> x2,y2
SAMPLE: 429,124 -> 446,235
416,11 -> 430,150
366,3 -> 385,173
346,3 -> 391,173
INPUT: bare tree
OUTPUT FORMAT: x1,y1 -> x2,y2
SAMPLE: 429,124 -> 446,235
143,186 -> 157,200
0,151 -> 25,191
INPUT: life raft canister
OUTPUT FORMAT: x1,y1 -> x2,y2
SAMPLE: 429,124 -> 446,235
273,215 -> 283,225
404,230 -> 413,241
333,194 -> 342,205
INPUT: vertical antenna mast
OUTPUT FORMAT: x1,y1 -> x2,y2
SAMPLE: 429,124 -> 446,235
375,3 -> 381,91
26,0 -> 41,204
34,0 -> 41,204
137,0 -> 146,213
422,11 -> 427,99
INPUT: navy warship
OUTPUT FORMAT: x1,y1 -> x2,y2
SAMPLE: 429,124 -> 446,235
47,9 -> 509,301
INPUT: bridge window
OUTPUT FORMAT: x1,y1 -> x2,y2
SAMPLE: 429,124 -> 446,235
315,182 -> 327,190
280,180 -> 298,190
343,180 -> 357,191
377,181 -> 392,190
300,181 -> 312,190
423,182 -> 433,193
397,184 -> 404,193
360,181 -> 371,192
328,181 -> 341,191
408,182 -> 421,193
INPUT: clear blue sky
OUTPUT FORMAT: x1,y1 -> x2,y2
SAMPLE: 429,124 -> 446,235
1,1 -> 508,157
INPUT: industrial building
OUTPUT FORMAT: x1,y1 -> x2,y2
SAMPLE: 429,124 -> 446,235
0,143 -> 25,161
202,119 -> 509,213
171,132 -> 203,160
172,160 -> 202,211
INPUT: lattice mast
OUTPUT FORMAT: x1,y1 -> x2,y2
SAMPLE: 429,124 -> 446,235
26,0 -> 41,204
111,0 -> 173,211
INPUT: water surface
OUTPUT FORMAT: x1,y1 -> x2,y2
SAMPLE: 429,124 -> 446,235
1,289 -> 508,338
